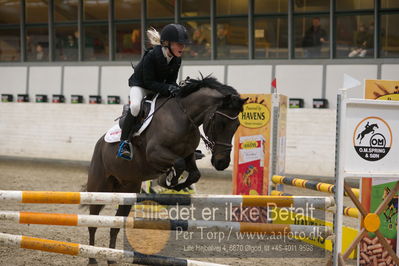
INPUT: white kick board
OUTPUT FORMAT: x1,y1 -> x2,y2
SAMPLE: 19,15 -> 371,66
340,98 -> 399,179
334,97 -> 399,265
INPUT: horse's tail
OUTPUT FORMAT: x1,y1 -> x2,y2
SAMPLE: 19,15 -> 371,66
79,136 -> 106,212
147,27 -> 161,46
357,133 -> 360,139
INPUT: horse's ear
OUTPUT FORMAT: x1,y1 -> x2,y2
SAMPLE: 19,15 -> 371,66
223,95 -> 246,109
234,96 -> 248,107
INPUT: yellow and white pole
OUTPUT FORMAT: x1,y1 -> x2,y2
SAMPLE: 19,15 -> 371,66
0,190 -> 335,209
0,211 -> 333,238
272,175 -> 360,198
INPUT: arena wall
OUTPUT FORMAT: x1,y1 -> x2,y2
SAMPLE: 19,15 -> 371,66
0,63 -> 397,109
0,103 -> 337,178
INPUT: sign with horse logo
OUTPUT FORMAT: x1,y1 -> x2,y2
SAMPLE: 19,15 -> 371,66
352,117 -> 392,161
342,99 -> 399,176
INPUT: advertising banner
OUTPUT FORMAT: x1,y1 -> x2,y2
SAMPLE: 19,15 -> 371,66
233,94 -> 287,196
362,79 -> 399,260
233,94 -> 272,195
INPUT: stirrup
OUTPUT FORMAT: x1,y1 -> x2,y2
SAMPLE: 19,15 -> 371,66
117,141 -> 133,160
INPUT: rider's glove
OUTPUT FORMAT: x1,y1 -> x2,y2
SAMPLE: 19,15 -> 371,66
168,85 -> 181,97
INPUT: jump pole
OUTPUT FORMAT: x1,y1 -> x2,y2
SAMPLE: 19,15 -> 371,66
270,190 -> 359,218
272,175 -> 360,198
0,190 -> 335,209
0,232 -> 224,266
0,211 -> 333,238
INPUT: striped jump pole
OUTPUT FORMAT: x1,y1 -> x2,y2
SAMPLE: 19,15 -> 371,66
272,175 -> 360,198
271,190 -> 359,219
0,211 -> 333,238
0,232 -> 224,266
0,190 -> 335,209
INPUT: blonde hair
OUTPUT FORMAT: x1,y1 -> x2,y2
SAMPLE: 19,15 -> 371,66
146,27 -> 160,46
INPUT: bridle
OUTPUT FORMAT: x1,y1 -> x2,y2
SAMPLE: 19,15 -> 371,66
204,110 -> 239,153
176,98 -> 239,153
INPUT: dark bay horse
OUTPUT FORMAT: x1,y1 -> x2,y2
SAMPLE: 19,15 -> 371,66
85,76 -> 246,265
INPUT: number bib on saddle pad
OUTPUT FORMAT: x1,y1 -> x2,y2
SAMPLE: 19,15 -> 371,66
104,94 -> 159,143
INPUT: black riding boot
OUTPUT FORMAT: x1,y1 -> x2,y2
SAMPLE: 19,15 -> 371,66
117,112 -> 137,160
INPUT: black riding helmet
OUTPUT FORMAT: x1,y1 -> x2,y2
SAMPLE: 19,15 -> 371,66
160,24 -> 191,57
161,24 -> 191,45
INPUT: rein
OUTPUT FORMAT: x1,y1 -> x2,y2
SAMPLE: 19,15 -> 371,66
141,95 -> 172,124
116,95 -> 173,142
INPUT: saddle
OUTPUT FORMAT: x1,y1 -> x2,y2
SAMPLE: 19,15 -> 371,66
118,94 -> 158,136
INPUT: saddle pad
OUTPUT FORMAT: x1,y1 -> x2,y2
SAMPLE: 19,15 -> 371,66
104,94 -> 159,143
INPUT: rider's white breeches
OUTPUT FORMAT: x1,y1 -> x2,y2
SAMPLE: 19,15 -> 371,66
129,86 -> 151,116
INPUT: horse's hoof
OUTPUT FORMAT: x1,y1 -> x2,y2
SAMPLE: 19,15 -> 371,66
107,260 -> 118,265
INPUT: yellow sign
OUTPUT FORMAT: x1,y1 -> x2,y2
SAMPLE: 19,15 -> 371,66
233,94 -> 286,196
233,94 -> 273,196
239,103 -> 270,129
365,79 -> 399,100
240,140 -> 260,149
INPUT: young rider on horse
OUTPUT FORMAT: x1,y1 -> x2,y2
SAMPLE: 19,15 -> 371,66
117,24 -> 190,160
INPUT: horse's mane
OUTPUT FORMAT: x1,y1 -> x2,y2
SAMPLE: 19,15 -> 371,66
179,75 -> 239,98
